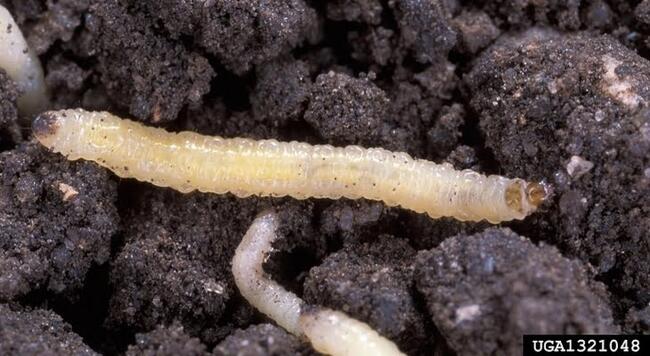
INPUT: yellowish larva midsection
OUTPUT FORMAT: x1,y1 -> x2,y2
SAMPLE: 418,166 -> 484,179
34,109 -> 546,223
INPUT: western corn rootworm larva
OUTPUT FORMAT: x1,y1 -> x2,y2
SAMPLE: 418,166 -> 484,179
0,5 -> 49,116
299,307 -> 405,356
33,109 -> 549,223
233,210 -> 405,356
232,210 -> 304,336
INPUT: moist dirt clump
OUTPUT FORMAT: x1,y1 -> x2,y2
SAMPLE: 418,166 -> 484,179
0,142 -> 118,301
213,323 -> 312,356
77,0 -> 215,123
125,323 -> 208,356
415,228 -> 618,356
108,188 -> 263,345
466,29 -> 650,313
305,71 -> 388,146
0,303 -> 97,355
303,235 -> 432,354
0,70 -> 19,148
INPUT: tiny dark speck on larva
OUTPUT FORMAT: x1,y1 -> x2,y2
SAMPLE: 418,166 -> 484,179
32,112 -> 59,139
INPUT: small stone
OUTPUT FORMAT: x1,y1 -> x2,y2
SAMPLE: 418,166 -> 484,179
58,183 -> 79,202
455,304 -> 481,323
566,155 -> 594,178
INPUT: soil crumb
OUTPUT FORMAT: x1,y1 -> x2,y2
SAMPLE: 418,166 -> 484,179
415,228 -> 618,356
0,304 -> 97,355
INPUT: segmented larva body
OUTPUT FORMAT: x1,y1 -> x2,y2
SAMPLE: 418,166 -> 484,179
33,109 -> 548,223
299,308 -> 405,356
232,210 -> 304,336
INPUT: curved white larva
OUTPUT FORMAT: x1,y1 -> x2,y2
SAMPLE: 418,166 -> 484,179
34,109 -> 546,223
233,210 -> 405,356
0,5 -> 49,116
300,308 -> 405,356
232,210 -> 304,336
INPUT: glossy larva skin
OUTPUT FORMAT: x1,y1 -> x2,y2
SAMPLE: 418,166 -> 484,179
38,109 -> 532,223
0,5 -> 49,116
300,309 -> 406,356
232,211 -> 304,336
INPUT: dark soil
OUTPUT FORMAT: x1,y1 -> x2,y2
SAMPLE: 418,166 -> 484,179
415,228 -> 618,356
0,303 -> 97,355
0,0 -> 648,355
0,70 -> 19,149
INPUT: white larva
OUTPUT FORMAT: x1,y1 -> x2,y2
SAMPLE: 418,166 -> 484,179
299,308 -> 405,356
33,109 -> 548,223
232,210 -> 304,336
233,210 -> 405,356
0,5 -> 49,116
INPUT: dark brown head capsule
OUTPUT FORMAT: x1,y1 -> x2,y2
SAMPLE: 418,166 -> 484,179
32,112 -> 59,139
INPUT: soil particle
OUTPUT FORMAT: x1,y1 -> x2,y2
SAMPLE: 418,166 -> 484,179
0,142 -> 118,301
45,54 -> 91,109
303,235 -> 432,354
386,61 -> 458,155
182,101 -> 279,141
426,103 -> 464,159
349,26 -> 397,68
261,201 -> 326,299
415,228 -> 618,356
77,0 -> 214,123
0,304 -> 97,355
305,71 -> 388,145
319,199 -> 389,245
583,0 -> 615,30
0,0 -> 44,24
452,10 -> 500,55
25,0 -> 89,55
118,0 -> 202,38
126,323 -> 208,356
107,188 -> 263,344
326,0 -> 383,25
203,1 -> 320,74
399,214 -> 488,252
466,29 -> 650,313
128,0 -> 319,75
637,0 -> 650,27
213,323 -> 311,356
251,57 -> 312,127
389,0 -> 457,64
624,304 -> 650,334
444,145 -> 480,171
0,69 -> 19,148
475,0 -> 582,30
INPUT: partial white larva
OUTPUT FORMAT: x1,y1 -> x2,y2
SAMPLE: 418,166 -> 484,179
0,5 -> 49,116
233,210 -> 405,356
33,109 -> 548,223
300,308 -> 405,356
232,210 -> 304,336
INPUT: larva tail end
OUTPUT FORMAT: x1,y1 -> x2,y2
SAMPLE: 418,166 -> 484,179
525,181 -> 551,208
32,112 -> 59,142
505,180 -> 551,218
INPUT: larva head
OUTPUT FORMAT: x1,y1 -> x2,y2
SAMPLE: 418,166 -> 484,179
32,111 -> 60,148
33,109 -> 112,155
505,179 -> 550,218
